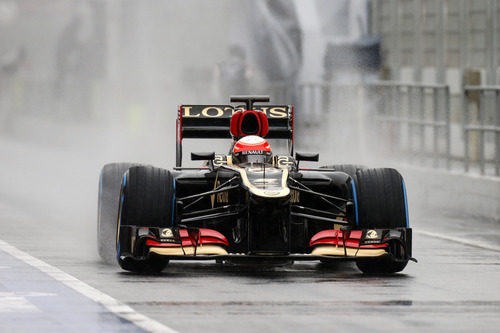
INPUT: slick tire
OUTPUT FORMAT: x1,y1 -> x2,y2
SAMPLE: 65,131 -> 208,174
97,163 -> 138,264
353,168 -> 409,274
117,166 -> 174,273
320,164 -> 365,177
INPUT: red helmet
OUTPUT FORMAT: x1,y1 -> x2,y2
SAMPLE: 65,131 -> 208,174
232,135 -> 272,165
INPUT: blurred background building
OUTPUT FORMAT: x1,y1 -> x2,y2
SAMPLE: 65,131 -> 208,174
0,0 -> 499,175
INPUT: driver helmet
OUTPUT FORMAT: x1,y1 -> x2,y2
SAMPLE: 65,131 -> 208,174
232,135 -> 272,165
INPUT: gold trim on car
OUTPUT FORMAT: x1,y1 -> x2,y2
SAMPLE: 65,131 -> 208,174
149,245 -> 228,256
311,245 -> 387,257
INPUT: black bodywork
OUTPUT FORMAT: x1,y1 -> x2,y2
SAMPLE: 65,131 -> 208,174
173,164 -> 352,255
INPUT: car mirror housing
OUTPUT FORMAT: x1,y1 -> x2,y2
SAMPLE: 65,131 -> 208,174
295,152 -> 319,162
191,152 -> 216,161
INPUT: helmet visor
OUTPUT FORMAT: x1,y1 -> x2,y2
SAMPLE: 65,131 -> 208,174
236,151 -> 272,165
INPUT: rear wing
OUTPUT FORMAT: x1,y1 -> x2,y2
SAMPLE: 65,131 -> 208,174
176,104 -> 294,167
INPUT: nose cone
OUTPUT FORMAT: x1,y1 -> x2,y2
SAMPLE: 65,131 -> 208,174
249,187 -> 290,199
243,166 -> 290,199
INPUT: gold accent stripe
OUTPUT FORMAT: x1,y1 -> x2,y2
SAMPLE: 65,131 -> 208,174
311,245 -> 387,257
211,171 -> 219,208
149,245 -> 228,256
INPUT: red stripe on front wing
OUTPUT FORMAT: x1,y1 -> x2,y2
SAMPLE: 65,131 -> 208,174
146,228 -> 229,247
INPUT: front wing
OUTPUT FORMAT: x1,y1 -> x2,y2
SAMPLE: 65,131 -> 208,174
117,225 -> 412,264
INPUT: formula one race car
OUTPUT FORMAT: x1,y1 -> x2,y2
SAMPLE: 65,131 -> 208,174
97,96 -> 414,274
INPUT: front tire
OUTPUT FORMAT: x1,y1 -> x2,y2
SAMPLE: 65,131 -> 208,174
354,168 -> 409,274
117,166 -> 174,273
97,163 -> 137,264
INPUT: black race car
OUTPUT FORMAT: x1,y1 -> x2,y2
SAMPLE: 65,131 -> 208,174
97,96 -> 414,274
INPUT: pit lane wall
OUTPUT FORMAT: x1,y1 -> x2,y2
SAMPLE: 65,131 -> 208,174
401,167 -> 500,222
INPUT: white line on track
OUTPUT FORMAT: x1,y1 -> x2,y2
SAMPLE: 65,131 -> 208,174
0,239 -> 178,333
415,229 -> 500,252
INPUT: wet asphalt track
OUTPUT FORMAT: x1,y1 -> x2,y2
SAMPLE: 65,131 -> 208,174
1,133 -> 500,332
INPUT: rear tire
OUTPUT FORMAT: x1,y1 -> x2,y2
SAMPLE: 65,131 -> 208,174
354,168 -> 409,274
117,166 -> 174,273
97,163 -> 137,264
